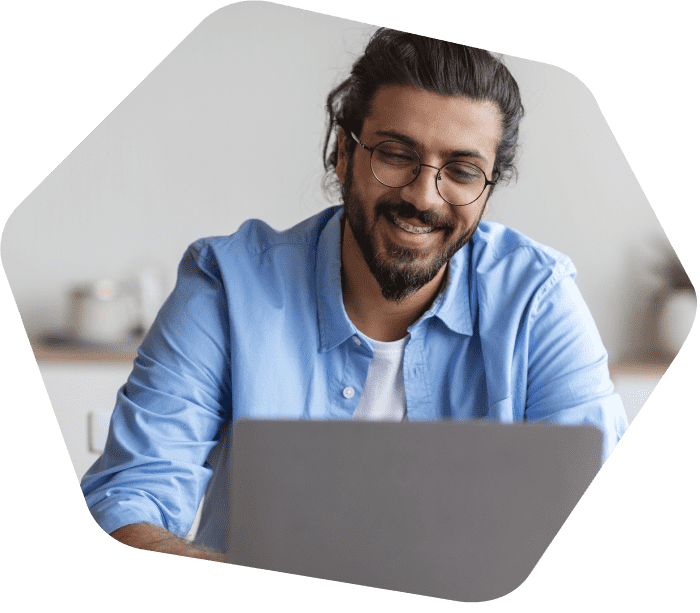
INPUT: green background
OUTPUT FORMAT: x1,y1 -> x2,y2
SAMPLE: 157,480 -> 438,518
0,0 -> 700,611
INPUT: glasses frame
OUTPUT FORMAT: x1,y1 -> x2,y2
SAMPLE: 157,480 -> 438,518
350,131 -> 499,207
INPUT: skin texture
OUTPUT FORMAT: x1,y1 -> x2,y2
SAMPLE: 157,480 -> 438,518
111,523 -> 224,561
337,85 -> 502,341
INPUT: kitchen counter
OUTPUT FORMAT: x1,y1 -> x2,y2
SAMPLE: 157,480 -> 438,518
608,361 -> 670,423
31,334 -> 141,363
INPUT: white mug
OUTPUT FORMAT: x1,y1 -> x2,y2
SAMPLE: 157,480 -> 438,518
70,279 -> 138,344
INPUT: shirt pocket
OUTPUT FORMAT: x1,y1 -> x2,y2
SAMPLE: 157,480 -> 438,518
485,397 -> 513,422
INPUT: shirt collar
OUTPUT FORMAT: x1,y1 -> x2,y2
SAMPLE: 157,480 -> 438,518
316,206 -> 474,350
317,207 -> 358,352
416,244 -> 474,337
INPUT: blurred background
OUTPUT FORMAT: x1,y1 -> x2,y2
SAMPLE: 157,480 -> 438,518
1,3 -> 694,484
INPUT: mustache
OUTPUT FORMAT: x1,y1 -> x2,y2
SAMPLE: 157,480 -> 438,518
375,200 -> 454,230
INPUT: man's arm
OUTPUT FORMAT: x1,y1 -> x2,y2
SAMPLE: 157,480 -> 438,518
82,241 -> 232,549
523,271 -> 628,460
110,523 -> 224,562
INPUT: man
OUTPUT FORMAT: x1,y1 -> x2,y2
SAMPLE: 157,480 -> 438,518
81,28 -> 628,562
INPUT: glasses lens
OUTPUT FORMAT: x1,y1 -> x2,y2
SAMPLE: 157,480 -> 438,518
438,162 -> 487,206
371,142 -> 420,187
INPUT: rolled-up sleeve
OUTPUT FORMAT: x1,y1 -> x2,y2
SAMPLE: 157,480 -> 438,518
81,241 -> 232,538
524,269 -> 628,461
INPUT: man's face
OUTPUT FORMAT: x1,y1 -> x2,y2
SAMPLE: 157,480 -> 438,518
336,85 -> 502,302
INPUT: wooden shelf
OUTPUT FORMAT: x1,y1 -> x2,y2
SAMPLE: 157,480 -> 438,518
609,362 -> 671,378
31,335 -> 141,364
30,332 -> 675,375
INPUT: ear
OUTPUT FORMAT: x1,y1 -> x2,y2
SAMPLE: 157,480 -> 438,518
482,192 -> 492,216
335,127 -> 349,186
479,188 -> 493,218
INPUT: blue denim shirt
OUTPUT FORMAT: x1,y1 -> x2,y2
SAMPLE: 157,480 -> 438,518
81,206 -> 628,550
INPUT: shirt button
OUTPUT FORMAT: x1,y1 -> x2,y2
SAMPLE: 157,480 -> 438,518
343,387 -> 355,399
353,336 -> 361,346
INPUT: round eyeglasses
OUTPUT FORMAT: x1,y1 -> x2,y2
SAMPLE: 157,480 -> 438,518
351,132 -> 498,206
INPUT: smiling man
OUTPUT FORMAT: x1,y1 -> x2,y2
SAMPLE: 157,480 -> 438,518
338,85 -> 502,340
81,28 -> 628,560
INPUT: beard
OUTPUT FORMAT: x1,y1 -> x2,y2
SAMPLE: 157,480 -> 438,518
342,160 -> 487,303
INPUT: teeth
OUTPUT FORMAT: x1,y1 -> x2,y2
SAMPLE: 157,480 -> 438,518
390,214 -> 434,234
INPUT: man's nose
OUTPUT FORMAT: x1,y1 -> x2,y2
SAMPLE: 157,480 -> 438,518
398,164 -> 446,210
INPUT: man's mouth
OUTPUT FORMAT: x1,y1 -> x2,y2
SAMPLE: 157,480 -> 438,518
388,212 -> 437,234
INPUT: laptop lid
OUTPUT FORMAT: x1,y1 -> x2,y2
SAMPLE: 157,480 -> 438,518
226,419 -> 602,602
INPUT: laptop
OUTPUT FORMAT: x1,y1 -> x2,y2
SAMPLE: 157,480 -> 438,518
226,419 -> 602,602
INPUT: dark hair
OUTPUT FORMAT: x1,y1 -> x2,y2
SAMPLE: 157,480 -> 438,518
323,28 -> 524,197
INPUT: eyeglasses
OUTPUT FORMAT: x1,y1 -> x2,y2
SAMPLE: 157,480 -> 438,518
350,132 -> 498,206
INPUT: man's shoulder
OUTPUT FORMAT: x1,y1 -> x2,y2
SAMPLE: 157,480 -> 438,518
189,206 -> 341,261
470,221 -> 575,276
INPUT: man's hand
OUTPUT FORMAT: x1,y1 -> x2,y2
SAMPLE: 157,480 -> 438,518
110,523 -> 225,562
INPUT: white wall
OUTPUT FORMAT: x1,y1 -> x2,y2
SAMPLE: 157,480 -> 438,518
1,2 -> 671,364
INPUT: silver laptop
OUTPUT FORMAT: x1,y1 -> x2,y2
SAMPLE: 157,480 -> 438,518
226,419 -> 602,602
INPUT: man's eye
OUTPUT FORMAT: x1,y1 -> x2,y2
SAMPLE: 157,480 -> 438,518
375,146 -> 416,165
445,163 -> 481,183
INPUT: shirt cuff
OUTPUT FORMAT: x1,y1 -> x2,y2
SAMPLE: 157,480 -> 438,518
87,495 -> 167,536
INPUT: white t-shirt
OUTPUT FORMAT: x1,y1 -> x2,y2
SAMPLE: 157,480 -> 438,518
351,334 -> 409,422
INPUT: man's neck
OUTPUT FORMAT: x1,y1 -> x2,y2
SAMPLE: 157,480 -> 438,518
340,219 -> 447,342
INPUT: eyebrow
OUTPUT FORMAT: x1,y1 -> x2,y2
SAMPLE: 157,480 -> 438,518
374,129 -> 488,164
